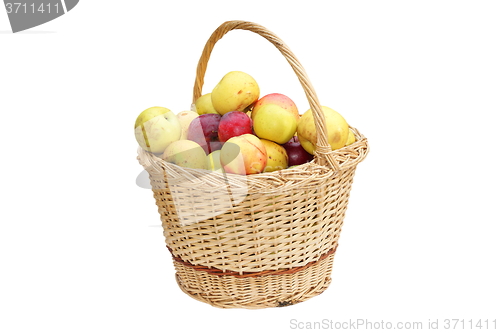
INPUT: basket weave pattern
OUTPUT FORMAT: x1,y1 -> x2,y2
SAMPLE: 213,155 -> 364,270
154,166 -> 356,274
137,20 -> 369,309
172,247 -> 336,309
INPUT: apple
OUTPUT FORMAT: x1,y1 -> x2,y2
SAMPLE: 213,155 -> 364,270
194,93 -> 219,115
345,128 -> 356,146
251,93 -> 300,122
220,134 -> 267,175
261,139 -> 288,172
206,150 -> 223,172
187,113 -> 222,154
297,106 -> 349,155
282,136 -> 314,166
134,106 -> 181,154
162,140 -> 207,170
218,111 -> 253,142
177,110 -> 199,140
211,71 -> 260,115
252,103 -> 297,144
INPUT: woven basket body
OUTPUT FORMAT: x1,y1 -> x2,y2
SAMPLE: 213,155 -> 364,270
137,21 -> 369,309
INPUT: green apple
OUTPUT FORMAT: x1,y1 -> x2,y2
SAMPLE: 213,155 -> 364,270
297,106 -> 349,155
134,106 -> 181,154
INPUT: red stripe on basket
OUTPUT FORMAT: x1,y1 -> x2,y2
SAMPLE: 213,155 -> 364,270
166,244 -> 338,278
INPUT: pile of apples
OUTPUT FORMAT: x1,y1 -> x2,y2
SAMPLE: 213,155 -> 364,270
134,71 -> 356,175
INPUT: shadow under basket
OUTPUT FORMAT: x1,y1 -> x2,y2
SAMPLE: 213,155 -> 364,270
137,20 -> 369,309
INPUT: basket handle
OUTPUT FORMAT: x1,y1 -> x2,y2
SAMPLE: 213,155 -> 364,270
193,20 -> 338,169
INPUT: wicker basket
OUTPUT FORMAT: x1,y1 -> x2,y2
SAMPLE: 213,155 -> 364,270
137,20 -> 369,309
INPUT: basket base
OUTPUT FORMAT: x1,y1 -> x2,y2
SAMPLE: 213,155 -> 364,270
175,274 -> 332,309
172,252 -> 335,309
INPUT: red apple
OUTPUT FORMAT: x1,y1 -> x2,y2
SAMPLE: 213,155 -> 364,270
220,134 -> 267,175
282,136 -> 314,166
187,113 -> 222,154
218,111 -> 253,142
252,93 -> 300,122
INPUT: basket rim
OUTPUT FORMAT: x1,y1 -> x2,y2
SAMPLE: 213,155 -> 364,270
137,125 -> 369,181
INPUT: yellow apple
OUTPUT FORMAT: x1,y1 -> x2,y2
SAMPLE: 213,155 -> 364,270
252,104 -> 297,144
345,128 -> 356,146
297,106 -> 349,155
194,93 -> 219,115
220,134 -> 267,175
162,140 -> 207,170
261,139 -> 288,172
177,110 -> 199,140
206,150 -> 223,172
211,71 -> 260,115
134,106 -> 181,154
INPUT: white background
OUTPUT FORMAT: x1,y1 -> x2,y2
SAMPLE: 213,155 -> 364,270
1,1 -> 499,332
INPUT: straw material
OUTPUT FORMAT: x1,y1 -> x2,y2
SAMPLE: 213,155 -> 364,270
137,20 -> 369,309
172,246 -> 336,309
